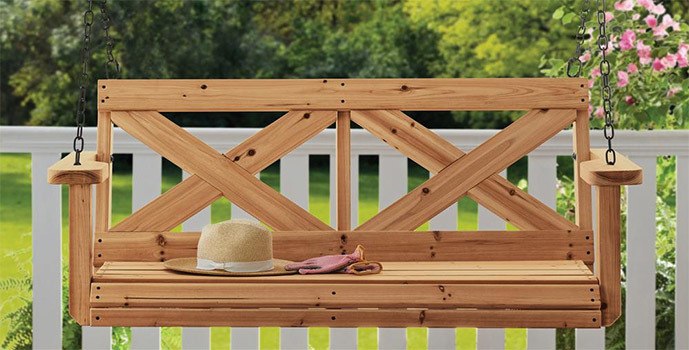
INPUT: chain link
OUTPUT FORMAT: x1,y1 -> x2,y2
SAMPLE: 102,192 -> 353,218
73,0 -> 95,165
98,0 -> 120,79
596,0 -> 616,165
566,0 -> 591,77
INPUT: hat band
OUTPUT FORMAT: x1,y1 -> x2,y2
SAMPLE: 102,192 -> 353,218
196,258 -> 274,273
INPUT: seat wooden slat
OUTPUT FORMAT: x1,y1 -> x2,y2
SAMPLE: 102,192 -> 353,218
90,308 -> 602,328
94,261 -> 596,284
91,283 -> 600,309
99,260 -> 589,270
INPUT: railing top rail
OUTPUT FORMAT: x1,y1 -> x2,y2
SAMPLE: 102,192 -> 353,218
97,78 -> 588,112
1,126 -> 687,156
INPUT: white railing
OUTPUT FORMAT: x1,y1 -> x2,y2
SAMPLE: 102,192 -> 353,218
1,126 -> 687,350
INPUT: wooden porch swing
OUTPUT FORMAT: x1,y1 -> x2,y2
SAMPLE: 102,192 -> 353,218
48,77 -> 642,328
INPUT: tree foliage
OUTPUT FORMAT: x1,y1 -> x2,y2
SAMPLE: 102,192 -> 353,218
3,0 -> 686,129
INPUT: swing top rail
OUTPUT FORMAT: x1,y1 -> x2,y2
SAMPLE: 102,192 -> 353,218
97,78 -> 589,112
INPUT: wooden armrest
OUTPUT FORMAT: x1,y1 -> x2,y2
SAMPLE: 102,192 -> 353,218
579,149 -> 642,186
48,151 -> 109,185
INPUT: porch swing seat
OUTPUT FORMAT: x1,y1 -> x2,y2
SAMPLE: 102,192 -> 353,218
90,260 -> 601,328
49,78 -> 642,329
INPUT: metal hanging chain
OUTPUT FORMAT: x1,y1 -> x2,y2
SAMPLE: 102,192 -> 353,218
566,0 -> 591,77
73,0 -> 95,166
98,0 -> 120,79
72,0 -> 120,165
596,0 -> 616,165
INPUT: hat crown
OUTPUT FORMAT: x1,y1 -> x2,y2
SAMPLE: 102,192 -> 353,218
197,219 -> 272,263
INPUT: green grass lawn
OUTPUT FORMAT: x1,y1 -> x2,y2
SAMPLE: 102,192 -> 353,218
1,153 -> 529,350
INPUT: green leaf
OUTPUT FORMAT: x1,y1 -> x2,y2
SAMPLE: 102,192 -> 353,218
562,12 -> 576,24
553,7 -> 565,20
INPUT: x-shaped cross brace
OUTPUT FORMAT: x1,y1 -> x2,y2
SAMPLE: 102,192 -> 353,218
111,110 -> 335,231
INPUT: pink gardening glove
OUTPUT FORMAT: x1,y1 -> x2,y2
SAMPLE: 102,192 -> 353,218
285,245 -> 364,274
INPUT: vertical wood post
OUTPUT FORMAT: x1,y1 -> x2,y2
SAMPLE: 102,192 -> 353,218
595,185 -> 621,326
336,111 -> 351,230
573,110 -> 592,231
69,184 -> 92,325
95,110 -> 113,233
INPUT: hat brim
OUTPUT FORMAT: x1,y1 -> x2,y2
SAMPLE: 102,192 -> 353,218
164,258 -> 297,276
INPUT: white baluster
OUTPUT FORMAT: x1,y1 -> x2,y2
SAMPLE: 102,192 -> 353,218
626,156 -> 657,349
377,155 -> 408,350
676,155 -> 689,350
575,187 -> 605,349
428,177 -> 458,350
181,171 -> 212,350
131,152 -> 162,350
330,154 -> 358,349
31,153 -> 63,349
279,154 -> 310,349
526,155 -> 557,350
476,171 -> 507,349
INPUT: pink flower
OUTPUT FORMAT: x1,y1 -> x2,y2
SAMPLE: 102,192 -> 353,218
663,15 -> 680,31
588,104 -> 593,115
637,41 -> 652,65
653,15 -> 680,37
678,54 -> 688,68
614,0 -> 635,11
645,15 -> 657,28
579,51 -> 591,63
591,67 -> 601,78
617,70 -> 629,87
588,79 -> 595,88
638,0 -> 653,8
667,86 -> 681,98
620,30 -> 636,51
679,43 -> 689,54
677,43 -> 688,67
605,12 -> 615,22
661,53 -> 677,68
627,63 -> 639,73
650,3 -> 665,15
652,58 -> 665,71
625,95 -> 635,105
632,13 -> 641,20
594,106 -> 605,119
639,0 -> 665,14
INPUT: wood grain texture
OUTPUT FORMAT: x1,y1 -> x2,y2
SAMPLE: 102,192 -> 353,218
596,186 -> 622,326
580,149 -> 643,186
111,110 -> 331,231
93,230 -> 593,266
351,109 -> 577,231
98,78 -> 588,112
111,110 -> 335,232
356,109 -> 577,231
90,308 -> 601,328
47,152 -> 108,185
337,111 -> 351,230
69,185 -> 92,325
573,110 -> 593,231
91,282 -> 600,309
95,111 -> 114,233
93,260 -> 597,284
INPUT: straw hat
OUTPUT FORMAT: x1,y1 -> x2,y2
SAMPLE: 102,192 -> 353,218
164,219 -> 296,276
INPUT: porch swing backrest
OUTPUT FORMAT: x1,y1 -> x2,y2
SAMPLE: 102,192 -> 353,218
91,77 -> 597,266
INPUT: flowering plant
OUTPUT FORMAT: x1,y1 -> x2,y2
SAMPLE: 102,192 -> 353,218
542,0 -> 689,129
